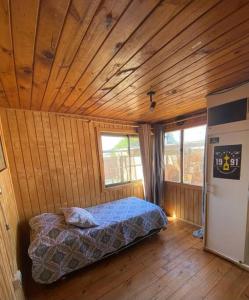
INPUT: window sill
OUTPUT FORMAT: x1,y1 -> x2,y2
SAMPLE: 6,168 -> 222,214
103,179 -> 143,191
164,181 -> 203,190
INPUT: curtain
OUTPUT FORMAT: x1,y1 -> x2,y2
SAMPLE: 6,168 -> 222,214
138,123 -> 165,207
138,124 -> 153,201
152,124 -> 165,207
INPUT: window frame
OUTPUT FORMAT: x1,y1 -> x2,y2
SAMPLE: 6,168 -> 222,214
164,122 -> 206,188
97,127 -> 142,191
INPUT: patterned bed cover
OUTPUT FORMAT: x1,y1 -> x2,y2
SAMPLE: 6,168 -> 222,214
28,197 -> 167,284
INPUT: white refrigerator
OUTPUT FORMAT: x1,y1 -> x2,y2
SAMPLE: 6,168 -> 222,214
205,120 -> 249,265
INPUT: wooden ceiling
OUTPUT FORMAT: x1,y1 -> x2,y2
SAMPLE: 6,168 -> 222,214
1,0 -> 249,123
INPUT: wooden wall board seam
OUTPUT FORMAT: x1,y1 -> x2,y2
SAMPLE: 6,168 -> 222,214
56,114 -> 74,207
1,108 -> 144,224
0,108 -> 27,300
46,116 -> 65,210
76,120 -> 92,206
83,121 -> 97,203
24,110 -> 47,213
3,107 -> 138,127
8,110 -> 33,219
34,112 -> 56,212
16,110 -> 41,215
69,118 -> 83,207
64,116 -> 81,207
1,110 -> 26,221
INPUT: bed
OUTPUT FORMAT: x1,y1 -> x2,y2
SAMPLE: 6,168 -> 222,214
28,197 -> 167,284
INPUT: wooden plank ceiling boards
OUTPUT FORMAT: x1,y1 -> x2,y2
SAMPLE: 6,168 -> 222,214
1,0 -> 249,122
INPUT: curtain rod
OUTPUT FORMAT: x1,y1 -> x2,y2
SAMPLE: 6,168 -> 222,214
161,111 -> 207,127
3,107 -> 138,127
57,113 -> 139,126
93,120 -> 139,128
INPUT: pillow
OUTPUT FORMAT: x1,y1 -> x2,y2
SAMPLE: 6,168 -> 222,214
61,207 -> 98,228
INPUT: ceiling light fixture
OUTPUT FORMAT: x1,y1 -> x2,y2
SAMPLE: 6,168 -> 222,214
147,90 -> 156,112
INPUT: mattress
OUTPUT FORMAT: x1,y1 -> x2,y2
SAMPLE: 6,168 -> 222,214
28,197 -> 167,284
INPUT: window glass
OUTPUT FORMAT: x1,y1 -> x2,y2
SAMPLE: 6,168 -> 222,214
183,125 -> 206,186
129,136 -> 143,181
101,134 -> 142,187
164,130 -> 181,182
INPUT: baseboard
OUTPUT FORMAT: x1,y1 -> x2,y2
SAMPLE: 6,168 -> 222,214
176,217 -> 202,228
204,246 -> 249,272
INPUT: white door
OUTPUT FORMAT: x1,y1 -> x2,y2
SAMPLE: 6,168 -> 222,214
206,126 -> 249,263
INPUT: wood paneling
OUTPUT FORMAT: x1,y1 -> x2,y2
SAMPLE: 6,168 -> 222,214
0,108 -> 144,225
164,182 -> 202,226
1,1 -> 249,122
0,225 -> 16,300
0,116 -> 25,300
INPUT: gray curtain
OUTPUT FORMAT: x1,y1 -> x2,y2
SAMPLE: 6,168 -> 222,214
152,124 -> 165,207
138,124 -> 153,201
138,123 -> 165,207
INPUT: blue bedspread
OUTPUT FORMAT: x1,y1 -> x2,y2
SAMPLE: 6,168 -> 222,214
28,197 -> 167,284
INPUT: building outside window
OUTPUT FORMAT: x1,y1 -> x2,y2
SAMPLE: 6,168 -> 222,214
164,125 -> 206,186
101,134 -> 143,187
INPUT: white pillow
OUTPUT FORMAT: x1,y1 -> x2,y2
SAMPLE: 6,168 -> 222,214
61,207 -> 98,228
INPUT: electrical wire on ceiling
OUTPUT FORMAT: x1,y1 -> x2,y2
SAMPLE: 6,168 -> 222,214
208,79 -> 249,96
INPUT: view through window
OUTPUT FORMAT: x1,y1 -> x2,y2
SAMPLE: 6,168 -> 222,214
164,130 -> 181,183
101,134 -> 143,187
164,125 -> 206,186
183,125 -> 206,186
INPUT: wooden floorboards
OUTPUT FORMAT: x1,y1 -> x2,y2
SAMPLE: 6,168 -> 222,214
27,219 -> 249,300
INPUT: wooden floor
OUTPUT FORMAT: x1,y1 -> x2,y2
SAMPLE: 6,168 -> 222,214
27,219 -> 249,300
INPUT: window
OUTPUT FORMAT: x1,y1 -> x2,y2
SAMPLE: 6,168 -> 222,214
183,125 -> 206,186
164,130 -> 181,183
101,134 -> 143,187
164,125 -> 206,186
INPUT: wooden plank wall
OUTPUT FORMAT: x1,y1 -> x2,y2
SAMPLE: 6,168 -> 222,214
164,182 -> 202,226
0,108 -> 144,225
0,225 -> 16,300
0,117 -> 25,300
